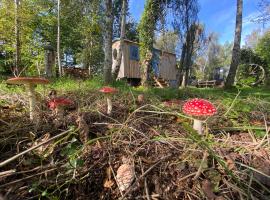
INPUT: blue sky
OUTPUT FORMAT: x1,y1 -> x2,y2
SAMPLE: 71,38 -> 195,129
129,0 -> 269,44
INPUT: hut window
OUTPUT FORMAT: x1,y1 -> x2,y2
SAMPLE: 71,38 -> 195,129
129,45 -> 139,61
113,48 -> 118,60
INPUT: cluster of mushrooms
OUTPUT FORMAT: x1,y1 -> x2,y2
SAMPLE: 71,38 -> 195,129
6,76 -> 216,135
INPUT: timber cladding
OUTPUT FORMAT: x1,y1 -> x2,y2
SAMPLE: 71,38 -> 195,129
112,39 -> 177,81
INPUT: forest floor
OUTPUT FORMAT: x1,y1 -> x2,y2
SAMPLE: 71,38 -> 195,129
0,77 -> 270,200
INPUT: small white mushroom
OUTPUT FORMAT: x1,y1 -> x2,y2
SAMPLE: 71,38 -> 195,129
99,86 -> 118,115
6,77 -> 49,120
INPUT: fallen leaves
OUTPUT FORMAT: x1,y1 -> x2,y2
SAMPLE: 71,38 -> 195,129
202,179 -> 217,200
104,167 -> 114,188
33,133 -> 54,158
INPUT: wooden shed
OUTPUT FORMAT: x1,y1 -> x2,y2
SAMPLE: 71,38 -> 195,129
112,39 -> 178,85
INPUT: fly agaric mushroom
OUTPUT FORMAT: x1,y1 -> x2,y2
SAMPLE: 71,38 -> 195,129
99,86 -> 118,115
47,97 -> 74,119
6,77 -> 49,120
182,98 -> 216,135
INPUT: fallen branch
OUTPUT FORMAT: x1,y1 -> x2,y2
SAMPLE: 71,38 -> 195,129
0,168 -> 58,188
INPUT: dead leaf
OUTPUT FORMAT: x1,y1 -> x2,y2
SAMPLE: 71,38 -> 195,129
33,133 -> 54,158
104,167 -> 114,188
137,94 -> 144,105
76,114 -> 89,144
226,158 -> 236,170
116,163 -> 135,192
202,179 -> 217,200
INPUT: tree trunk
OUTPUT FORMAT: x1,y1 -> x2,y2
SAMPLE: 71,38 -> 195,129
57,0 -> 62,77
88,40 -> 93,77
225,0 -> 243,88
112,0 -> 127,80
14,0 -> 21,76
176,43 -> 186,87
140,51 -> 152,87
104,0 -> 113,85
181,24 -> 196,88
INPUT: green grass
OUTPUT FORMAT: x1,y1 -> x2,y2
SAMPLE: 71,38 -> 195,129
1,77 -> 269,103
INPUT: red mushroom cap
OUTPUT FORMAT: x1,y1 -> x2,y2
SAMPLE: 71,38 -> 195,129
99,86 -> 118,94
182,98 -> 216,117
47,98 -> 74,110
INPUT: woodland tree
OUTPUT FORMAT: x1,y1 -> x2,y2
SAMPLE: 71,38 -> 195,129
138,0 -> 167,86
172,0 -> 199,87
104,0 -> 113,84
112,0 -> 127,80
225,0 -> 243,88
252,0 -> 270,24
154,31 -> 179,54
57,0 -> 62,76
256,30 -> 270,85
14,0 -> 21,76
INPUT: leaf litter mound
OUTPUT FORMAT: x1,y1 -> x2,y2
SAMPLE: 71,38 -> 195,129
0,89 -> 270,200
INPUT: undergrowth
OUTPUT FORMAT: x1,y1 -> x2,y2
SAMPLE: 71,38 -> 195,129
0,77 -> 270,200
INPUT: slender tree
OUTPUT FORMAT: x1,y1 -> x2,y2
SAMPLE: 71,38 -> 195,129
181,23 -> 203,87
225,0 -> 243,88
112,0 -> 127,80
14,0 -> 21,76
104,0 -> 113,84
138,0 -> 166,86
252,0 -> 270,24
172,0 -> 199,87
57,0 -> 62,77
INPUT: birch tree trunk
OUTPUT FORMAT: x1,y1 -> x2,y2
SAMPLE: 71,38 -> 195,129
57,0 -> 62,77
14,0 -> 21,76
225,0 -> 243,88
104,0 -> 113,84
112,0 -> 127,80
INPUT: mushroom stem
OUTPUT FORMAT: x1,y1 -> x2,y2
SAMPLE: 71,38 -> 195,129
107,97 -> 112,115
55,106 -> 64,120
193,119 -> 203,135
26,83 -> 36,120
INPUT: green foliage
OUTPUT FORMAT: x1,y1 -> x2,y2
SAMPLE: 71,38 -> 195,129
236,48 -> 267,86
256,30 -> 270,85
138,0 -> 167,86
154,31 -> 179,53
0,0 -> 105,76
138,0 -> 159,59
77,3 -> 104,75
240,48 -> 265,65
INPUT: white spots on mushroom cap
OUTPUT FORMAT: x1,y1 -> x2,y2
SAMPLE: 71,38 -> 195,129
182,98 -> 217,117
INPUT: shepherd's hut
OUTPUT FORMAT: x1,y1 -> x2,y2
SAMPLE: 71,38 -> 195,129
112,39 -> 178,87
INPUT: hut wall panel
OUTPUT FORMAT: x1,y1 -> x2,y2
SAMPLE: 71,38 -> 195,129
129,60 -> 140,78
159,53 -> 177,80
124,43 -> 130,77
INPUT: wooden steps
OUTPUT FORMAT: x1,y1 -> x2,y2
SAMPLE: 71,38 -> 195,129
153,76 -> 169,88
